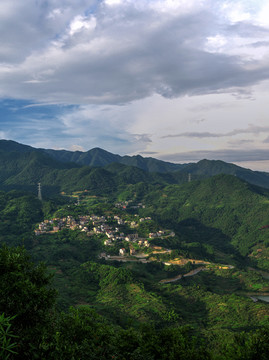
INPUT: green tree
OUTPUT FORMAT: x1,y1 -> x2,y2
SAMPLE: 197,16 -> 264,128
0,245 -> 57,358
0,313 -> 18,360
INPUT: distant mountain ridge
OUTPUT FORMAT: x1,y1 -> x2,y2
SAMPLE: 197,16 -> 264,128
1,139 -> 269,190
180,159 -> 269,189
0,140 -> 184,173
0,140 -> 188,194
43,147 -> 185,172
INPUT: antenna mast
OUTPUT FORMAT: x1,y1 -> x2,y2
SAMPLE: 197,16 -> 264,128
38,183 -> 42,201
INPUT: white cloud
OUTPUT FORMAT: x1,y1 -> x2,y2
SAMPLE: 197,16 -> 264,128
0,131 -> 8,139
148,0 -> 206,14
1,0 -> 269,168
256,2 -> 269,28
105,0 -> 123,6
69,15 -> 96,36
70,144 -> 85,151
221,1 -> 251,23
55,104 -> 151,154
0,0 -> 268,105
205,35 -> 228,53
47,8 -> 62,20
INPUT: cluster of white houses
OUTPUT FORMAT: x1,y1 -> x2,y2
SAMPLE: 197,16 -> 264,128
35,213 -> 175,256
34,215 -> 93,236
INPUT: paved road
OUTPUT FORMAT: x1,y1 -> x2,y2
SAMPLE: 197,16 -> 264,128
105,255 -> 150,263
159,266 -> 205,284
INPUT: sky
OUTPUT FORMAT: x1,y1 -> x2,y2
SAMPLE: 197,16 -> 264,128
1,0 -> 269,170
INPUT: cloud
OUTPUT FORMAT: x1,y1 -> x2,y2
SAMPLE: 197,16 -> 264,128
0,98 -> 151,153
0,1 -> 269,105
191,118 -> 206,124
0,99 -> 75,149
228,139 -> 254,146
189,101 -> 238,112
231,88 -> 255,100
248,41 -> 269,48
159,148 -> 269,163
162,131 -> 222,139
69,144 -> 85,151
1,0 -> 269,164
139,151 -> 159,155
263,136 -> 269,143
0,0 -> 98,63
133,134 -> 152,143
54,105 -> 153,153
161,125 -> 269,139
0,131 -> 8,139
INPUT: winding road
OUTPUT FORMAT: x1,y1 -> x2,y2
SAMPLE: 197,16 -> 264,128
159,266 -> 206,284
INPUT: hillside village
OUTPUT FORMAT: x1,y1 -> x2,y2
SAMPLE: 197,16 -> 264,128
34,212 -> 175,257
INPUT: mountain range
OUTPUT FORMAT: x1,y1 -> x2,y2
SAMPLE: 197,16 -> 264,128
1,139 -> 269,192
0,139 -> 184,173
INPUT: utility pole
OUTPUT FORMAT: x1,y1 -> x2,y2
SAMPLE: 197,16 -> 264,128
38,183 -> 42,201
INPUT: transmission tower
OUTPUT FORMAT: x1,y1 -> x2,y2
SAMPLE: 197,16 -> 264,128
188,173 -> 192,183
38,183 -> 42,201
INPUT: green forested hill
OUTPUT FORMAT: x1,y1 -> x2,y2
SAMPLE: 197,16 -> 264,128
0,190 -> 42,247
0,150 -> 78,194
180,159 -> 269,188
141,174 -> 269,261
44,147 -> 185,172
0,148 -> 190,196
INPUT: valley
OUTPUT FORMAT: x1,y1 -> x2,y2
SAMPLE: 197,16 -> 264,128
1,141 -> 269,359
